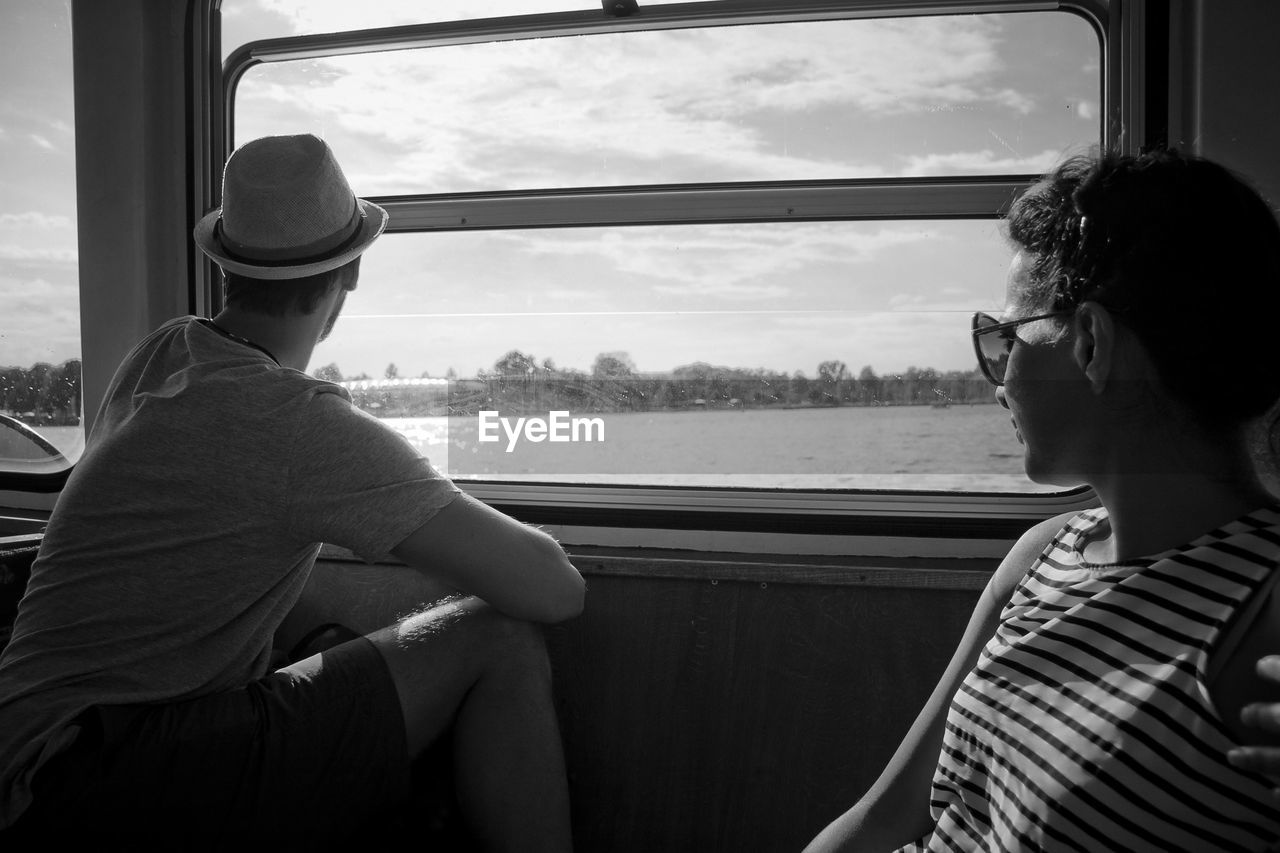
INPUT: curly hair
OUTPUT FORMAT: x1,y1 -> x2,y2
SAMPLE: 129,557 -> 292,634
1005,149 -> 1280,427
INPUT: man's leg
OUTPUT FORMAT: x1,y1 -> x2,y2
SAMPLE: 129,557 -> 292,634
359,596 -> 573,853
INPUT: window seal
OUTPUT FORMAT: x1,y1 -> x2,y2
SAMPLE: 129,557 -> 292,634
464,480 -> 1099,552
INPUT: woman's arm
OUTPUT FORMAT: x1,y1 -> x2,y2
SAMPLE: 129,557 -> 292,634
803,512 -> 1073,853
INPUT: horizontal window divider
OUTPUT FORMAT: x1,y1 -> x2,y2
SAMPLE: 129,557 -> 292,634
373,177 -> 1037,231
224,1 -> 1064,72
458,473 -> 1090,514
316,544 -> 994,589
564,554 -> 993,590
436,484 -> 1095,543
485,502 -> 1043,538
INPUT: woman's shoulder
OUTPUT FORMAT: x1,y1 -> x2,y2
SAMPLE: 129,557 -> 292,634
986,510 -> 1082,606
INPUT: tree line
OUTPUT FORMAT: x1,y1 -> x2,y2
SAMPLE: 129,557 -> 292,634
0,360 -> 82,426
314,350 -> 997,417
0,349 -> 992,430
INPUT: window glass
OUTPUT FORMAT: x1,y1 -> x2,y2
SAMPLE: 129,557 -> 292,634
224,6 -> 1101,493
309,221 -> 1056,492
231,12 -> 1100,192
0,0 -> 82,470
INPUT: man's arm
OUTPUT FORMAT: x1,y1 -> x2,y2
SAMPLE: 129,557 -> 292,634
803,512 -> 1072,852
390,491 -> 584,624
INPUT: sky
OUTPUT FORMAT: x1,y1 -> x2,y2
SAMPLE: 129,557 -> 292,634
0,0 -> 78,370
0,0 -> 1100,380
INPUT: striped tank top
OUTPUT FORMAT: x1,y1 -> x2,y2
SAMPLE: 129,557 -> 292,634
902,505 -> 1280,852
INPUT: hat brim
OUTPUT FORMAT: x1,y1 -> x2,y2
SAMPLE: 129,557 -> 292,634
193,199 -> 389,281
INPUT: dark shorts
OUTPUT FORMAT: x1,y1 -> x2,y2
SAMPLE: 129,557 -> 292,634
10,637 -> 410,852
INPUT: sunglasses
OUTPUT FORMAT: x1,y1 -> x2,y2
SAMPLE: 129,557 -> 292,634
970,311 -> 1072,386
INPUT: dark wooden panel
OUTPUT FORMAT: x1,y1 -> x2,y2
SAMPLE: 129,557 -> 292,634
546,572 -> 980,853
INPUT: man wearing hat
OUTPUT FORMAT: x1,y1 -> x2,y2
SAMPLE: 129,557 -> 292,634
0,134 -> 583,851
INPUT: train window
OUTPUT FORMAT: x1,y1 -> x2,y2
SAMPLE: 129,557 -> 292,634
0,0 -> 82,476
223,2 -> 1103,494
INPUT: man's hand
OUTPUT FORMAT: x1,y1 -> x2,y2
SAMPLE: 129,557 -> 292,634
1228,656 -> 1280,795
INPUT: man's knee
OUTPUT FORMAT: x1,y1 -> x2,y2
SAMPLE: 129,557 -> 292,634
370,597 -> 555,756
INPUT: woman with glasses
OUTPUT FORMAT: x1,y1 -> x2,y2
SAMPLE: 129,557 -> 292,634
806,149 -> 1280,852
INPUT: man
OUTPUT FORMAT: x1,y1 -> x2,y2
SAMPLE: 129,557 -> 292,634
0,134 -> 584,850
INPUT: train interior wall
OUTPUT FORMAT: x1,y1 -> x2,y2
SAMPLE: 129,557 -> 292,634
304,549 -> 988,853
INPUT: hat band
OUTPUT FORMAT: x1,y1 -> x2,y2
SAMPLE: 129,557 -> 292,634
218,202 -> 365,266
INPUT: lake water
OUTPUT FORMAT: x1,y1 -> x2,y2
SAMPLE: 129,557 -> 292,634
20,404 -> 1052,492
384,403 -> 1050,492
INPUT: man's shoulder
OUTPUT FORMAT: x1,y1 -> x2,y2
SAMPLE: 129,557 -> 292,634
107,317 -> 353,430
124,315 -> 197,358
212,369 -> 353,436
270,367 -> 354,413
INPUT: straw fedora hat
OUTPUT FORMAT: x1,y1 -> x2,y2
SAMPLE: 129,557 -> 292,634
193,134 -> 388,280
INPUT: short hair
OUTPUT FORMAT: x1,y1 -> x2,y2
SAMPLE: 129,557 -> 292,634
1005,148 -> 1280,427
223,256 -> 360,317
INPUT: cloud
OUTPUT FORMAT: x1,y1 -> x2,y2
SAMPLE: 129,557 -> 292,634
0,276 -> 81,366
239,59 -> 869,191
0,212 -> 73,229
544,287 -> 599,302
251,4 -> 1029,117
651,281 -> 790,300
888,292 -> 974,312
233,12 -> 1049,192
899,148 -> 1064,176
689,20 -> 1035,117
761,309 -> 977,374
0,245 -> 78,264
496,223 -> 936,302
28,134 -> 55,152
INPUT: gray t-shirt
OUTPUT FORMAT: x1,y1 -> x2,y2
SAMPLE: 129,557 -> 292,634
0,316 -> 459,826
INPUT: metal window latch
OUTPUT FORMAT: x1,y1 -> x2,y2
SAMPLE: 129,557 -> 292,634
602,0 -> 639,17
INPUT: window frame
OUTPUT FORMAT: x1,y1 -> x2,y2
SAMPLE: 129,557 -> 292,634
208,0 -> 1131,543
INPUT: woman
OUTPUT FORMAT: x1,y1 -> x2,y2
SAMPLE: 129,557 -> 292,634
805,149 -> 1280,852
